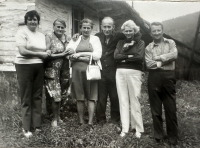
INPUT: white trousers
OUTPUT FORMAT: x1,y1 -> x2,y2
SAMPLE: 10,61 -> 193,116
116,69 -> 144,133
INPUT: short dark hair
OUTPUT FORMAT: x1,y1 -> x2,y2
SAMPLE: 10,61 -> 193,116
150,22 -> 163,32
79,18 -> 94,29
24,10 -> 40,25
53,18 -> 66,28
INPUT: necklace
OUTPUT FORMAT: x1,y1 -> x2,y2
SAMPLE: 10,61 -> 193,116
82,36 -> 89,41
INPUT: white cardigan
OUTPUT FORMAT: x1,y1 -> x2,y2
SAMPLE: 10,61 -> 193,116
67,35 -> 102,69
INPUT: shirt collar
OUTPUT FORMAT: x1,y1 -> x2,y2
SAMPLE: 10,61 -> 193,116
150,37 -> 169,49
103,31 -> 116,38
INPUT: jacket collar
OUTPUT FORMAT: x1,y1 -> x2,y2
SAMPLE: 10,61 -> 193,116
150,37 -> 170,49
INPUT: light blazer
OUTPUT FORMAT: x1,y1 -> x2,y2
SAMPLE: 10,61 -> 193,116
67,35 -> 102,69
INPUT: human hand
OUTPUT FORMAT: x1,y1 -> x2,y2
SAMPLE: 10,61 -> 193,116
129,41 -> 135,46
140,72 -> 145,83
38,52 -> 49,59
72,33 -> 80,41
65,48 -> 74,55
157,61 -> 162,68
128,55 -> 134,58
123,43 -> 129,51
68,55 -> 73,60
46,50 -> 52,56
71,53 -> 80,59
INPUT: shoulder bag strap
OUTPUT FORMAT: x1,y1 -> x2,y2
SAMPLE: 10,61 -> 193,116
89,54 -> 93,65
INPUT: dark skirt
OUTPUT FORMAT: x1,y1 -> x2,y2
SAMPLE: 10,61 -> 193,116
72,61 -> 98,101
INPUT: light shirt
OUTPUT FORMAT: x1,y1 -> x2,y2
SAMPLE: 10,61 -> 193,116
145,38 -> 178,70
15,27 -> 46,64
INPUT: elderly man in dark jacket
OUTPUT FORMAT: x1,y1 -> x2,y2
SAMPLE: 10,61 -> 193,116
95,17 -> 142,125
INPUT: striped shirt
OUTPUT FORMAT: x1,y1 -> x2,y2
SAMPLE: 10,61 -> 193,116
145,38 -> 178,70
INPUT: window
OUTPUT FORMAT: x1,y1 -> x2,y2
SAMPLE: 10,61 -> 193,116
72,7 -> 84,35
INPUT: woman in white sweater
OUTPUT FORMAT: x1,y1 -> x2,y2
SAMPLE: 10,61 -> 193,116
66,19 -> 102,127
15,10 -> 49,138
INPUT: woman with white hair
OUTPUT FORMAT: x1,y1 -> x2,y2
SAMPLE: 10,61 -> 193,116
114,20 -> 145,138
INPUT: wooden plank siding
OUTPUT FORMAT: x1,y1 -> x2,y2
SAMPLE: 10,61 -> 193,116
0,0 -> 36,66
0,0 -> 200,80
0,51 -> 16,56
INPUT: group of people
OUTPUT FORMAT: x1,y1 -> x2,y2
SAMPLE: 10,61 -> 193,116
15,10 -> 178,146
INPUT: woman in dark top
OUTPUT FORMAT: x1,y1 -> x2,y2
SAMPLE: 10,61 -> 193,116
114,20 -> 145,138
67,19 -> 102,127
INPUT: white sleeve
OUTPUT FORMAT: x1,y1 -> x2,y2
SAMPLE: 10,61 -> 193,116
15,29 -> 27,46
66,39 -> 76,52
91,36 -> 102,60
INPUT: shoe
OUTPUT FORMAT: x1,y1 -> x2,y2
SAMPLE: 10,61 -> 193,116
51,120 -> 58,127
22,129 -> 33,138
58,119 -> 63,123
35,128 -> 42,133
155,138 -> 163,144
135,131 -> 141,138
168,140 -> 178,147
79,122 -> 84,126
120,132 -> 127,137
116,126 -> 122,134
88,124 -> 94,132
97,120 -> 106,126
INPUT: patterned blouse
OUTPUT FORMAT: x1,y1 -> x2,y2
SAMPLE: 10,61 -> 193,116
44,32 -> 70,102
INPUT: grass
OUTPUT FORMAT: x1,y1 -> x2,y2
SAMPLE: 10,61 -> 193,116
0,79 -> 200,147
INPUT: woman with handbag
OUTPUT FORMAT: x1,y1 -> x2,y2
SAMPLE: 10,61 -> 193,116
44,19 -> 74,127
114,20 -> 145,138
66,18 -> 102,127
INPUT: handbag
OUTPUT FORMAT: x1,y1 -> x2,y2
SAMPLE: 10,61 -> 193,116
86,54 -> 101,80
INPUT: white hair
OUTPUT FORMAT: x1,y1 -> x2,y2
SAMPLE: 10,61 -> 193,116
102,17 -> 114,25
121,20 -> 140,34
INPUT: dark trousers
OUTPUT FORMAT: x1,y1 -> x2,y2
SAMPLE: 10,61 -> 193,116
15,63 -> 44,131
148,70 -> 178,144
96,67 -> 120,122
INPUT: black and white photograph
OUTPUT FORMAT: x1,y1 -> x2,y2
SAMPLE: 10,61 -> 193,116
0,0 -> 200,147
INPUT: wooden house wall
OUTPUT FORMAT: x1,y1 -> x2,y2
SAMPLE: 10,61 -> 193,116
174,42 -> 200,80
175,54 -> 190,80
189,62 -> 200,81
0,0 -> 35,70
33,0 -> 101,36
0,0 -> 199,81
35,0 -> 72,35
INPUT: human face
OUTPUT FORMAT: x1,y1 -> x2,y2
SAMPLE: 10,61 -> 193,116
27,16 -> 38,32
150,25 -> 163,41
101,20 -> 114,36
53,21 -> 65,37
80,23 -> 92,38
123,26 -> 135,39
